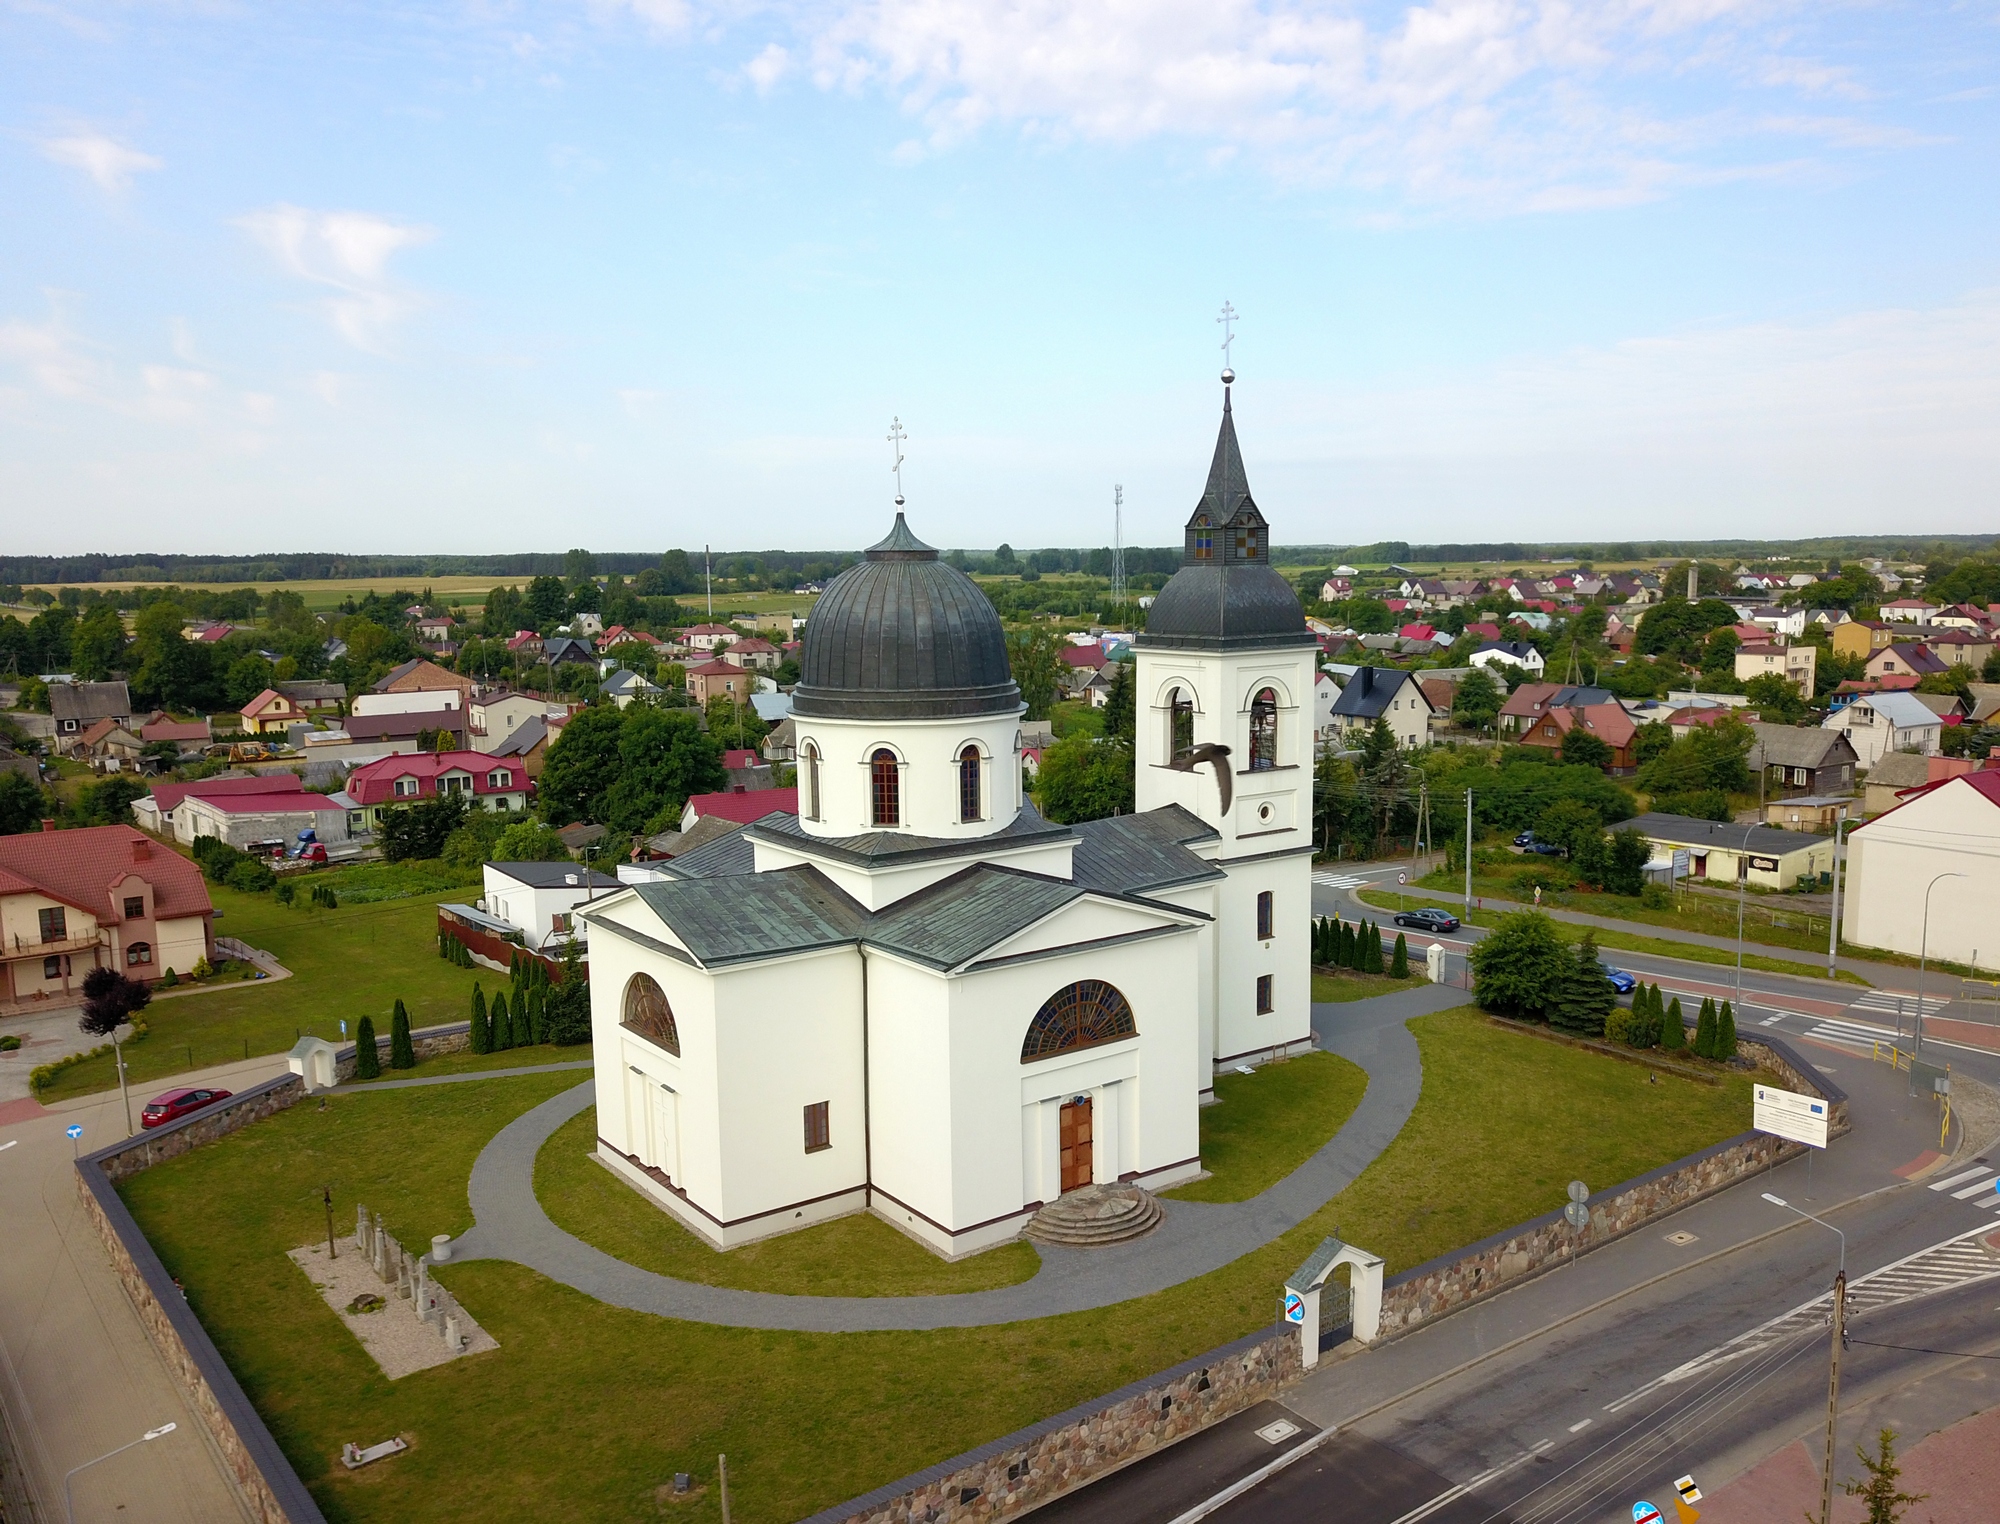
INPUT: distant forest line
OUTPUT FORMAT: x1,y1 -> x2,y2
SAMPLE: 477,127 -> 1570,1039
2,533 -> 1995,585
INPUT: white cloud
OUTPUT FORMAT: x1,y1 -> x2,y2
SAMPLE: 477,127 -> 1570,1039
236,205 -> 436,352
39,131 -> 162,192
745,42 -> 791,92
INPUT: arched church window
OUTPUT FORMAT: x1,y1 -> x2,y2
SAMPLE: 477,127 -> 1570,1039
622,973 -> 679,1055
1170,688 -> 1195,761
1021,980 -> 1138,1062
1192,515 -> 1214,559
1249,688 -> 1278,770
958,744 -> 982,823
871,749 -> 900,827
802,742 -> 821,821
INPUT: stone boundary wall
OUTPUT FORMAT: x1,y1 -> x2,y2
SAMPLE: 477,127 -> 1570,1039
330,1019 -> 472,1083
796,1325 -> 1301,1524
75,1077 -> 326,1524
804,1033 -> 1845,1524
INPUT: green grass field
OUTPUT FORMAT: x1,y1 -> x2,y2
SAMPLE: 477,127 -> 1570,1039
1311,967 -> 1427,1003
42,884 -> 487,1101
1164,1051 -> 1367,1204
118,1008 -> 1756,1524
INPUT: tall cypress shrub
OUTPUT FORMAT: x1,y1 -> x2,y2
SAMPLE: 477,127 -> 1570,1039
491,991 -> 514,1052
470,986 -> 489,1054
1717,1000 -> 1738,1061
526,984 -> 546,1044
1662,995 -> 1686,1050
1366,922 -> 1385,975
390,1000 -> 416,1069
354,1015 -> 381,1080
1390,933 -> 1409,979
1693,997 -> 1716,1059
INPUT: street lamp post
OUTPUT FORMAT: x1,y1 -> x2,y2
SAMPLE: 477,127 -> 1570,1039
1734,823 -> 1758,1011
1764,1193 -> 1844,1524
1914,872 -> 1966,1063
64,1422 -> 177,1524
1826,810 -> 1847,981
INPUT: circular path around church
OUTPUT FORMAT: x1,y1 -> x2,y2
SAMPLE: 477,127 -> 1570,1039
447,984 -> 1463,1331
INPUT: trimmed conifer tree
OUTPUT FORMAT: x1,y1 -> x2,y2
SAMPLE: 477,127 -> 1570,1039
470,986 -> 489,1054
526,984 -> 545,1044
1391,933 -> 1409,979
390,1000 -> 416,1069
1717,1000 -> 1738,1061
354,1015 -> 381,1080
1693,997 -> 1716,1059
1368,921 -> 1385,974
1662,995 -> 1686,1050
491,991 -> 514,1052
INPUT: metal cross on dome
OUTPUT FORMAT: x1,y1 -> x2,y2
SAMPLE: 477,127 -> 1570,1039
1217,301 -> 1239,378
887,416 -> 908,506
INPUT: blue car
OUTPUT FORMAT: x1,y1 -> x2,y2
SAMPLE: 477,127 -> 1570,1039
1600,963 -> 1638,994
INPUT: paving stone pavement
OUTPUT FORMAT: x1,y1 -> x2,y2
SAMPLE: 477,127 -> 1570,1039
444,983 -> 1463,1330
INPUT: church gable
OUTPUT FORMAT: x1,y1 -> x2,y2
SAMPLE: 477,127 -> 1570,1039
956,890 -> 1196,974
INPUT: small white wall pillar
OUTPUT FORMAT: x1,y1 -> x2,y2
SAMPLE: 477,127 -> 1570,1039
287,1035 -> 338,1091
1285,1237 -> 1387,1369
1425,942 -> 1445,984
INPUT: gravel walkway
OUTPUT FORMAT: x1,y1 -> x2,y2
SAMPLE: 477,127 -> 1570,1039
445,984 -> 1460,1331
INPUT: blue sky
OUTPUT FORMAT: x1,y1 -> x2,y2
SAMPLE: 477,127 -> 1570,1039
3,0 -> 1997,556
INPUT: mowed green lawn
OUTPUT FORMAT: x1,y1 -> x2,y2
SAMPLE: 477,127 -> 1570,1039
43,885 -> 488,1101
120,1010 -> 1757,1524
1165,1050 -> 1367,1203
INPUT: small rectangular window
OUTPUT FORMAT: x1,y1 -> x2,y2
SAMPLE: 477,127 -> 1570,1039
803,1101 -> 831,1153
44,956 -> 62,980
124,896 -> 145,919
1256,974 -> 1274,1014
1256,891 -> 1273,940
38,907 -> 66,943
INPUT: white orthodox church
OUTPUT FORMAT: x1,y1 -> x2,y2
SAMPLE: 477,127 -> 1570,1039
579,379 -> 1317,1259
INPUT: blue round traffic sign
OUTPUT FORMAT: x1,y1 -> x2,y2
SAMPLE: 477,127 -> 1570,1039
65,1124 -> 83,1140
1283,1292 -> 1306,1324
1633,1504 -> 1662,1524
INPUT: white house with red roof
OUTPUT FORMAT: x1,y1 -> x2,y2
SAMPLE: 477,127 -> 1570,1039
680,623 -> 739,652
686,658 -> 753,705
1844,768 -> 2000,969
132,774 -> 305,836
0,825 -> 214,1000
343,750 -> 534,833
677,787 -> 799,832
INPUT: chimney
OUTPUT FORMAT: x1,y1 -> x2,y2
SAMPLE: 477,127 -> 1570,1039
131,838 -> 151,862
41,818 -> 55,833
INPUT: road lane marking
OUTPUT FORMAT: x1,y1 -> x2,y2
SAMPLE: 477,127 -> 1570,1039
1381,1441 -> 1554,1524
1160,1424 -> 1338,1524
1930,1166 -> 1993,1191
1568,1418 -> 1592,1432
1949,1177 -> 2000,1200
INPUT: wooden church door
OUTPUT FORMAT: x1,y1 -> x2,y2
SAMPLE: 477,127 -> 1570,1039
1059,1097 -> 1093,1193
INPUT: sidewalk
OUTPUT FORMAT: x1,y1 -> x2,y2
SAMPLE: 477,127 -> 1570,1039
1702,1404 -> 2000,1523
0,1051 -> 289,1523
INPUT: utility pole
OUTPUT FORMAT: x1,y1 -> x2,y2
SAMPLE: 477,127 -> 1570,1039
1827,811 -> 1846,979
1463,788 -> 1474,919
1112,485 -> 1125,605
1819,1270 -> 1846,1524
705,545 -> 713,621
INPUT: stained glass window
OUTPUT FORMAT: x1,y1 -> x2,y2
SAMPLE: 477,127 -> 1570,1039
1020,980 -> 1138,1062
622,973 -> 679,1055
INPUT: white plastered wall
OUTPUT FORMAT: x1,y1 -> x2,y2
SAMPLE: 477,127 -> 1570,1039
1211,852 -> 1314,1066
1844,781 -> 2000,968
154,916 -> 209,976
791,709 -> 1026,841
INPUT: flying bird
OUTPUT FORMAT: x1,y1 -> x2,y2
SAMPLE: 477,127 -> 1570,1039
1168,742 -> 1233,815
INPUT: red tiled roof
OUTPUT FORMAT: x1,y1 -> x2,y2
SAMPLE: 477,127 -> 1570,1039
685,789 -> 797,825
147,775 -> 304,815
722,749 -> 762,769
188,790 -> 344,815
0,825 -> 212,923
1536,703 -> 1636,747
725,637 -> 778,655
1059,644 -> 1107,668
686,659 -> 749,677
345,750 -> 532,807
1462,622 -> 1502,642
141,720 -> 209,743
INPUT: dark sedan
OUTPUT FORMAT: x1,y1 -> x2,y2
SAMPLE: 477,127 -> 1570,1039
1392,908 -> 1461,933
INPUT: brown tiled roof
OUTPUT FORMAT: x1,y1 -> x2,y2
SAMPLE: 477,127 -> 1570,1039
0,825 -> 212,923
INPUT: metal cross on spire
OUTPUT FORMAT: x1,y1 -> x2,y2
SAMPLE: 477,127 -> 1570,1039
887,416 -> 908,506
1217,301 -> 1238,382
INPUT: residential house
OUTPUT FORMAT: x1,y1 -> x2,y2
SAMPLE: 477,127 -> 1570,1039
139,716 -> 211,752
1734,641 -> 1816,697
1398,621 -> 1438,643
1663,705 -> 1745,739
750,690 -> 795,727
1844,770 -> 2000,968
132,775 -> 305,837
1864,644 -> 1947,683
175,786 -> 350,850
1319,577 -> 1352,601
0,746 -> 42,785
1469,640 -> 1546,676
1461,621 -> 1502,644
601,668 -> 663,709
371,657 -> 476,704
1919,627 -> 1995,670
506,630 -> 543,654
474,862 -> 624,952
239,688 -> 311,735
1968,684 -> 2000,725
1823,691 -> 1942,769
1747,725 -> 1858,799
338,706 -> 469,751
488,716 -> 553,778
1496,683 -> 1616,736
542,637 -> 597,670
597,626 -> 664,654
183,622 -> 235,643
1419,677 -> 1458,733
1059,642 -> 1109,672
1862,752 -> 1978,816
1325,667 -> 1432,750
0,825 -> 215,999
1831,622 -> 1896,662
686,659 -> 753,706
1879,599 -> 1937,624
722,637 -> 781,673
415,616 -> 456,642
680,623 -> 739,652
1517,703 -> 1638,772
678,787 -> 799,832
761,716 -> 798,764
49,680 -> 132,743
468,692 -> 546,752
1625,813 -> 1835,891
342,750 -> 533,833
556,823 -> 608,857
1907,692 -> 1969,723
1930,603 -> 1995,632
723,748 -> 774,791
74,719 -> 144,770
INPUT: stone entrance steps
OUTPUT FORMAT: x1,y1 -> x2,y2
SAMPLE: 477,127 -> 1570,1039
1023,1183 -> 1164,1248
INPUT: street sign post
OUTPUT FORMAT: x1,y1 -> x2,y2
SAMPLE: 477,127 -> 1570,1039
66,1122 -> 83,1158
1564,1202 -> 1588,1229
1675,1476 -> 1702,1504
1754,1084 -> 1829,1149
1567,1180 -> 1589,1203
1633,1504 -> 1662,1524
1283,1292 -> 1305,1325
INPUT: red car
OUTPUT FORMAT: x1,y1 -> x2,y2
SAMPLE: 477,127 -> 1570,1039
140,1087 -> 234,1129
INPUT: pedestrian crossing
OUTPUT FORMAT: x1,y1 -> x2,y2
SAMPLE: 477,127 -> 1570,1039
1848,990 -> 1950,1019
1311,872 -> 1369,891
1930,1162 -> 2000,1208
1801,1015 -> 1900,1049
